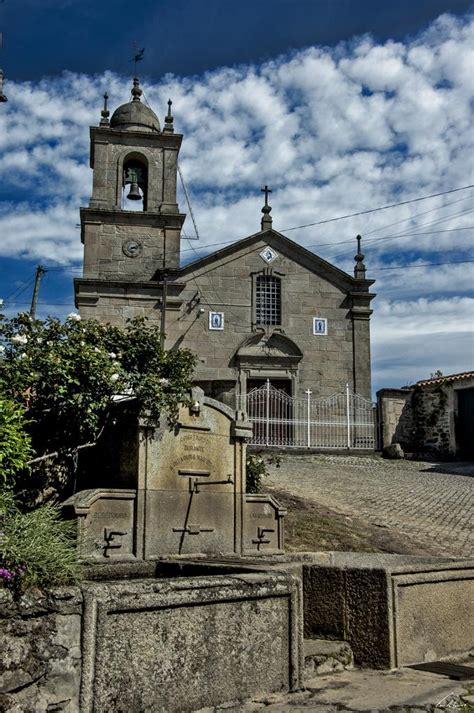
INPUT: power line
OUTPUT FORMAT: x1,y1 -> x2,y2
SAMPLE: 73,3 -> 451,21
362,193 -> 474,237
39,186 -> 474,268
324,208 -> 474,261
177,163 -> 200,241
371,259 -> 474,272
177,193 -> 474,255
179,224 -> 473,256
8,257 -> 473,305
280,184 -> 474,232
2,274 -> 37,304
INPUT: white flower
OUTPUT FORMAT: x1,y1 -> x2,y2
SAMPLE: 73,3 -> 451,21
36,337 -> 43,344
66,312 -> 81,322
94,347 -> 101,353
80,340 -> 85,346
11,334 -> 28,345
159,377 -> 170,386
18,352 -> 27,360
108,352 -> 116,359
0,345 -> 5,353
110,373 -> 120,383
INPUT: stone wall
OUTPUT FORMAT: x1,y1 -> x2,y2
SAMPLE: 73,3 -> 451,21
302,552 -> 474,669
409,384 -> 452,456
377,384 -> 453,456
0,587 -> 82,712
0,569 -> 302,713
377,388 -> 413,450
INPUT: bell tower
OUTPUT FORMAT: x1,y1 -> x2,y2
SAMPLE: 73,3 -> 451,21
77,78 -> 185,288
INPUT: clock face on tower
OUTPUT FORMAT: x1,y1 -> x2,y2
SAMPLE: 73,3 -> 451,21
122,239 -> 143,258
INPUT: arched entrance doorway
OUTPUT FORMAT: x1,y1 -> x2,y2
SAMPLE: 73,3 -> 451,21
235,331 -> 303,400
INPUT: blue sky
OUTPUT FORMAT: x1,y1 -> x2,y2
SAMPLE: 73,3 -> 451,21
0,0 -> 473,394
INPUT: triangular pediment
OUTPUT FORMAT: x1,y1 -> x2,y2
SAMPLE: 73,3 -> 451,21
179,227 -> 375,292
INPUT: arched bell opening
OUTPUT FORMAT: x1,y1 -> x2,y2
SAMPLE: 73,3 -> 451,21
122,155 -> 148,211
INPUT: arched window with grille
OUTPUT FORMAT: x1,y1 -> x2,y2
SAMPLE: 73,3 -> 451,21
255,274 -> 281,325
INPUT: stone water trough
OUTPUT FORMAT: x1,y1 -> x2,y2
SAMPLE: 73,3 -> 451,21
301,551 -> 474,669
1,390 -> 302,712
1,390 -> 473,712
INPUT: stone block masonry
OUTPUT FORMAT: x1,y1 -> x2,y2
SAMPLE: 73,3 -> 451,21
75,78 -> 375,407
0,568 -> 303,713
0,587 -> 83,712
377,373 -> 474,458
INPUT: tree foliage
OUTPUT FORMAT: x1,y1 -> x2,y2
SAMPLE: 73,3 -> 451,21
0,312 -> 196,502
0,312 -> 196,591
0,396 -> 33,491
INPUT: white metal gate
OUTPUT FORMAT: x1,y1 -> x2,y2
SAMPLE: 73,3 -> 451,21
245,381 -> 375,449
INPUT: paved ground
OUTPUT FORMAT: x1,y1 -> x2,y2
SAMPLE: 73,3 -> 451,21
198,667 -> 474,711
265,454 -> 474,558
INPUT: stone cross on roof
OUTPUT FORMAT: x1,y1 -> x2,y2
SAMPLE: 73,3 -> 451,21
261,185 -> 273,230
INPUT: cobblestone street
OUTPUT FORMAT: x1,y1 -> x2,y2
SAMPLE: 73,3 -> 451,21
266,454 -> 474,558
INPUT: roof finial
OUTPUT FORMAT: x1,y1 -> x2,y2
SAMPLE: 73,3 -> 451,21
131,77 -> 142,102
163,98 -> 174,133
354,234 -> 367,279
261,185 -> 272,230
100,92 -> 110,126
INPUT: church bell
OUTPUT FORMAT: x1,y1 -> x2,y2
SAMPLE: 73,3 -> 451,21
126,182 -> 142,200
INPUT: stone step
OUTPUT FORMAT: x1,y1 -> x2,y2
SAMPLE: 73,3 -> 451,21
304,638 -> 354,678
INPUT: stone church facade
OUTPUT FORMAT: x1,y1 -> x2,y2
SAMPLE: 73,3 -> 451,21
75,79 -> 376,406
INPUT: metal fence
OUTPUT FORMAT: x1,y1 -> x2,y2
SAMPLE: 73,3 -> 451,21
244,381 -> 375,449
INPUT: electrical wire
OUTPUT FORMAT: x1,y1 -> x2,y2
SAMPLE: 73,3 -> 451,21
370,259 -> 474,272
2,274 -> 38,304
41,186 -> 474,268
279,184 -> 474,232
324,207 -> 474,261
177,163 -> 200,240
8,256 -> 474,306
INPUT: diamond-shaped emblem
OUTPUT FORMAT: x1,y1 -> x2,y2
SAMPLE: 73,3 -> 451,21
260,246 -> 278,264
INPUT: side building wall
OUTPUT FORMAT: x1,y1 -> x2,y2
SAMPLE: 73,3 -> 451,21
377,377 -> 474,457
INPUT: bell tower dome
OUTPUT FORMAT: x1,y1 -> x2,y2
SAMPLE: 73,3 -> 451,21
77,78 -> 185,288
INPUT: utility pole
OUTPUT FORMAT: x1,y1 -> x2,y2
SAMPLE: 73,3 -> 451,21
160,270 -> 168,350
30,265 -> 45,319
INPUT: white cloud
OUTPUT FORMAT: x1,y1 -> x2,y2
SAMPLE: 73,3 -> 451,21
0,12 -> 473,391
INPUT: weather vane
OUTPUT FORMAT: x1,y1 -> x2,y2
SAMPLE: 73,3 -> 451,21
130,42 -> 145,75
0,30 -> 7,103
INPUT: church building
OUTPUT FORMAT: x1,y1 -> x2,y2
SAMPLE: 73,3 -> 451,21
75,79 -> 376,410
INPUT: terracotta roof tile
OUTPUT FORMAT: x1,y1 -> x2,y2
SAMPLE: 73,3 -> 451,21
416,371 -> 474,387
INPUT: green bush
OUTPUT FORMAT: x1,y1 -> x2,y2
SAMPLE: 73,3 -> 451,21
0,490 -> 80,593
0,397 -> 32,491
246,453 -> 280,493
